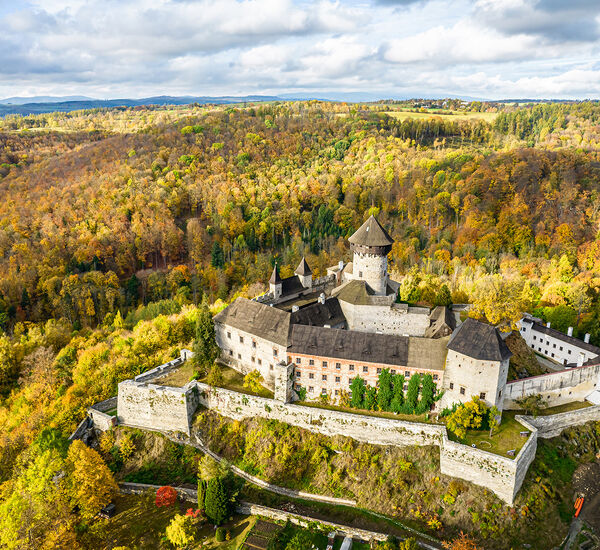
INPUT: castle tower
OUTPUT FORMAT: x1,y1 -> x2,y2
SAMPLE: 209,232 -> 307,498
269,264 -> 282,299
295,257 -> 312,289
348,215 -> 394,296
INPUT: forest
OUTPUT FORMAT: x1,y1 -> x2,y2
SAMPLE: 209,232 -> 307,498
2,99 -> 600,547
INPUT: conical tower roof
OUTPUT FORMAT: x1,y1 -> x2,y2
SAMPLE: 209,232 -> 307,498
295,257 -> 312,276
348,215 -> 394,247
269,263 -> 282,284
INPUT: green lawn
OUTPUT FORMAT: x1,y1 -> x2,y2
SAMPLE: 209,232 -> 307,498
536,401 -> 592,416
384,109 -> 497,122
205,365 -> 274,399
154,361 -> 196,387
81,490 -> 255,549
447,411 -> 530,458
297,400 -> 439,424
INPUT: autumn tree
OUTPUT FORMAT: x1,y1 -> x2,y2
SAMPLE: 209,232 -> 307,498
165,514 -> 196,548
443,532 -> 482,550
155,486 -> 178,507
243,370 -> 264,393
66,440 -> 118,518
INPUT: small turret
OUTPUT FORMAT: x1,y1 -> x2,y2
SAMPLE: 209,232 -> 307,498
269,264 -> 282,299
295,257 -> 313,289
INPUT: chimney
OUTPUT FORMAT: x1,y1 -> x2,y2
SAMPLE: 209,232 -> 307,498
338,260 -> 344,271
585,333 -> 591,343
318,293 -> 326,305
567,326 -> 573,337
577,353 -> 584,367
292,305 -> 299,313
546,322 -> 551,328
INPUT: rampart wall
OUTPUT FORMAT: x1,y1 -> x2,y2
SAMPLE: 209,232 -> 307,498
519,405 -> 600,439
504,364 -> 600,409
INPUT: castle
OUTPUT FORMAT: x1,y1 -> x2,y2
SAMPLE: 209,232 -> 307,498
214,215 -> 512,413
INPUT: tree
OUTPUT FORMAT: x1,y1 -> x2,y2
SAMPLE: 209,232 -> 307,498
377,369 -> 393,411
515,394 -> 545,418
420,374 -> 435,411
364,386 -> 378,410
350,376 -> 366,408
197,479 -> 206,510
399,539 -> 419,550
193,302 -> 219,372
285,531 -> 314,550
390,374 -> 405,413
243,370 -> 264,393
165,514 -> 196,548
155,485 -> 178,507
435,284 -> 452,307
206,365 -> 224,386
406,374 -> 421,411
211,241 -> 225,268
66,440 -> 118,518
204,477 -> 228,525
446,397 -> 489,439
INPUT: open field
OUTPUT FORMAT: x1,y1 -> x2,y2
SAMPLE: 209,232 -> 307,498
384,109 -> 498,122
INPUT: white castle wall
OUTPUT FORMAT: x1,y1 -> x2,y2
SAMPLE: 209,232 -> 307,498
504,364 -> 600,409
339,301 -> 431,337
518,405 -> 600,439
351,251 -> 388,295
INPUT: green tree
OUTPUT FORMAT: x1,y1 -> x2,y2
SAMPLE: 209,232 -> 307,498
377,369 -> 393,411
204,477 -> 228,525
406,374 -> 421,411
515,394 -> 545,418
211,241 -> 225,268
193,301 -> 219,372
364,386 -> 377,410
285,531 -> 314,550
197,478 -> 206,510
206,365 -> 224,386
435,284 -> 452,307
390,374 -> 405,413
420,374 -> 435,411
350,377 -> 366,408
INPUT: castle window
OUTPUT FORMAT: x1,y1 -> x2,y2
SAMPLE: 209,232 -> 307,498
359,271 -> 363,278
560,346 -> 563,351
309,359 -> 315,366
391,369 -> 396,374
227,332 -> 231,339
296,371 -> 301,378
309,373 -> 315,379
568,350 -> 571,354
377,368 -> 382,374
349,364 -> 355,371
229,350 -> 233,356
296,357 -> 301,364
309,386 -> 314,393
322,361 -> 328,368
335,390 -> 339,396
336,362 -> 341,369
533,335 -> 536,341
479,392 -> 486,400
362,366 -> 368,373
405,371 -> 410,377
498,390 -> 502,398
553,343 -> 556,349
252,341 -> 257,349
551,353 -> 554,358
403,384 -> 408,391
322,374 -> 327,381
335,376 -> 341,383
258,359 -> 262,365
460,387 -> 465,395
433,374 -> 438,381
251,356 -> 255,363
449,382 -> 454,389
273,348 -> 278,357
238,353 -> 241,359
321,388 -> 327,395
239,336 -> 244,343
270,364 -> 274,371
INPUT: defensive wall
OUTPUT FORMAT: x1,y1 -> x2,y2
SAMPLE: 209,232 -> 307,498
339,301 -> 430,337
519,405 -> 600,439
504,363 -> 600,409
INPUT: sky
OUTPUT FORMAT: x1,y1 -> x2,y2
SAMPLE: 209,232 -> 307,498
1,0 -> 600,101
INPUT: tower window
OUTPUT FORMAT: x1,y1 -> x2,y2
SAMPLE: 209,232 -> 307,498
296,357 -> 301,364
358,271 -> 363,278
460,387 -> 465,395
449,382 -> 454,389
479,392 -> 486,400
322,374 -> 327,381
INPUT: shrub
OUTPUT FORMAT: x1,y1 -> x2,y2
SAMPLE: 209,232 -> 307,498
215,527 -> 226,542
155,486 -> 178,507
165,514 -> 196,547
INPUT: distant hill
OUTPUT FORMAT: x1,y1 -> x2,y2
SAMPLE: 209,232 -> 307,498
0,95 -> 283,116
0,95 -> 95,105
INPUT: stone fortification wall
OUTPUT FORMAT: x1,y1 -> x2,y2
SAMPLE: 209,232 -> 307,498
117,380 -> 197,435
439,419 -> 538,507
340,302 -> 430,337
88,396 -> 118,432
193,382 -> 445,447
519,405 -> 600,439
504,364 -> 600,409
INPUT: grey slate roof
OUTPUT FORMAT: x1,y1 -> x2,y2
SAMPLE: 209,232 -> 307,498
288,325 -> 447,371
213,297 -> 290,346
447,318 -> 512,361
425,306 -> 456,338
290,298 -> 346,328
281,275 -> 305,296
348,215 -> 394,247
333,279 -> 395,305
522,317 -> 600,356
295,257 -> 312,276
269,264 -> 282,284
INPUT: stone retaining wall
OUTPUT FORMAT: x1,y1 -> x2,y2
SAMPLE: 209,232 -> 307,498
504,364 -> 600,409
88,396 -> 118,431
519,405 -> 600,439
